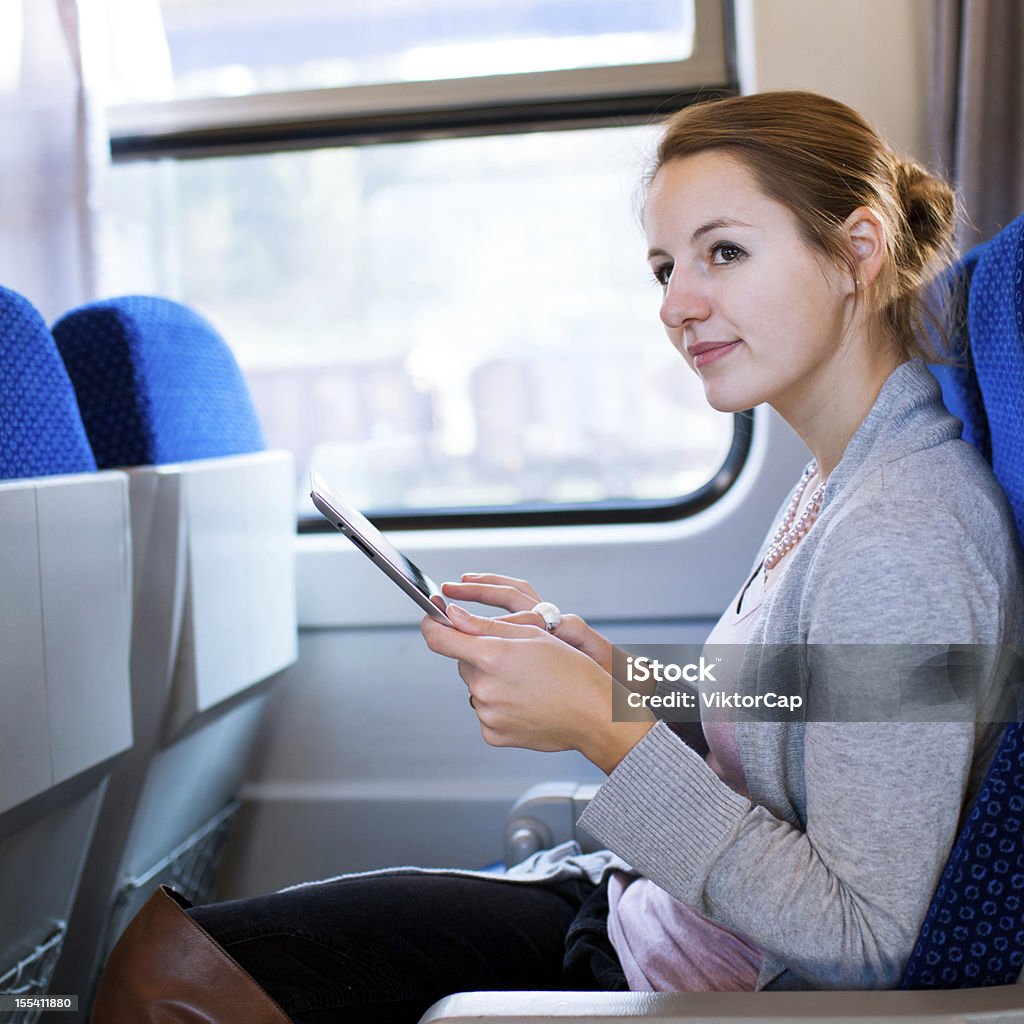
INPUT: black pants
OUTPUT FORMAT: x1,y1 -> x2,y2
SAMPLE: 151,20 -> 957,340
190,871 -> 627,1024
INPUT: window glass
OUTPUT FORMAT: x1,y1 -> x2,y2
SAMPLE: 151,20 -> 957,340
153,0 -> 695,99
106,125 -> 733,514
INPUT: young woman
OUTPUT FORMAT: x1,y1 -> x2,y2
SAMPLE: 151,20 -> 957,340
91,91 -> 1024,1022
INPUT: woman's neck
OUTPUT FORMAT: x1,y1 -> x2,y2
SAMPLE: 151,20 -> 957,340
776,339 -> 903,481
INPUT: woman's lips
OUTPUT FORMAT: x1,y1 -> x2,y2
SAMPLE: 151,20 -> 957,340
690,340 -> 742,369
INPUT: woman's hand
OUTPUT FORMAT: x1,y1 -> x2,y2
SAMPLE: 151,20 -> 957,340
421,604 -> 653,774
440,573 -> 613,675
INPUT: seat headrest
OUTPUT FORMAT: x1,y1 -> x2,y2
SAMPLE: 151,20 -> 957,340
0,285 -> 96,480
52,296 -> 265,468
968,213 -> 1024,537
927,249 -> 990,462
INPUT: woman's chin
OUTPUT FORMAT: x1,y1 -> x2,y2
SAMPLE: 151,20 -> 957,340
701,379 -> 759,414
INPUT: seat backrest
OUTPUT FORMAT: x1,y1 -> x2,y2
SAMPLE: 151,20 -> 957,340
0,286 -> 132,1006
51,295 -> 264,467
901,213 -> 1024,989
0,285 -> 96,479
0,286 -> 132,811
47,294 -> 296,1014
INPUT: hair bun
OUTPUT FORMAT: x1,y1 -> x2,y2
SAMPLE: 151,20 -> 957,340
893,158 -> 956,269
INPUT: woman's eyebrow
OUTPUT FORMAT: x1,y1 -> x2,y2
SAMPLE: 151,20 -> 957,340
647,218 -> 756,259
690,217 -> 754,242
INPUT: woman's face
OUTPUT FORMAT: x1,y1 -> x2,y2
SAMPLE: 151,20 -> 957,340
644,151 -> 855,418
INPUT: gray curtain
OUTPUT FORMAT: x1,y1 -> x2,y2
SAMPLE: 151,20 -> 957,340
0,0 -> 100,320
930,0 -> 1024,248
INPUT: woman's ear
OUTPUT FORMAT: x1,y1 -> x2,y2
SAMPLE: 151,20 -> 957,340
842,206 -> 887,294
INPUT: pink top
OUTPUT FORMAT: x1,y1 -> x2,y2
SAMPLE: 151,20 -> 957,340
606,570 -> 767,991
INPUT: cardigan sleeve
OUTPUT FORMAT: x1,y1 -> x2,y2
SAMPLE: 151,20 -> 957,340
578,497 -> 1009,989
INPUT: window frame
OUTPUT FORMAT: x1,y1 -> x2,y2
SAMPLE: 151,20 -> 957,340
105,0 -> 748,531
298,409 -> 754,533
108,0 -> 736,160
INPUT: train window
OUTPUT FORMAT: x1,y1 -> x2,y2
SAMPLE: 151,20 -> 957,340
105,0 -> 739,524
147,0 -> 697,99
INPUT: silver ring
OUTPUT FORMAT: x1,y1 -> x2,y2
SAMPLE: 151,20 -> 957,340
532,601 -> 562,633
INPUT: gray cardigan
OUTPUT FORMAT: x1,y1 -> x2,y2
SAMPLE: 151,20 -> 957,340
578,359 -> 1024,991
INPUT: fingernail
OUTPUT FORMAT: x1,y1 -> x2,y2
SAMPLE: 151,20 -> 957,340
447,603 -> 468,617
462,573 -> 481,579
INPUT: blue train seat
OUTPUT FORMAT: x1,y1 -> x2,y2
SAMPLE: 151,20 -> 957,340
900,211 -> 1024,989
0,288 -> 96,479
46,296 -> 297,1017
52,295 -> 265,467
0,285 -> 132,1013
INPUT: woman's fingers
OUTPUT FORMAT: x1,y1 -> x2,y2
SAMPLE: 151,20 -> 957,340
446,603 -> 542,637
461,573 -> 541,597
441,580 -> 540,613
422,607 -> 549,718
449,607 -> 612,672
550,613 -> 589,646
548,614 -> 613,674
441,581 -> 527,606
421,605 -> 543,660
494,610 -> 552,630
444,569 -> 544,606
421,606 -> 642,768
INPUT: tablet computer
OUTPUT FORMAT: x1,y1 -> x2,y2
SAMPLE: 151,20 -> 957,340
309,473 -> 451,624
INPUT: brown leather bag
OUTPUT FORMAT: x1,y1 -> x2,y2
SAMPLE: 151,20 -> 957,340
90,885 -> 291,1023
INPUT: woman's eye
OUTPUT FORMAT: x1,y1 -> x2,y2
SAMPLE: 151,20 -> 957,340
711,243 -> 745,265
651,263 -> 672,287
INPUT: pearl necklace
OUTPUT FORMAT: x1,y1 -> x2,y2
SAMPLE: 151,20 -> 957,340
763,461 -> 827,572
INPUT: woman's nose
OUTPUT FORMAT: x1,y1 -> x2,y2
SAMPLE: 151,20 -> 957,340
660,269 -> 710,329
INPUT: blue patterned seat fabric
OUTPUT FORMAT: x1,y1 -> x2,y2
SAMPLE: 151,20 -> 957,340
970,213 -> 1024,534
902,212 -> 1024,990
927,246 -> 990,461
52,296 -> 265,468
0,285 -> 96,480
